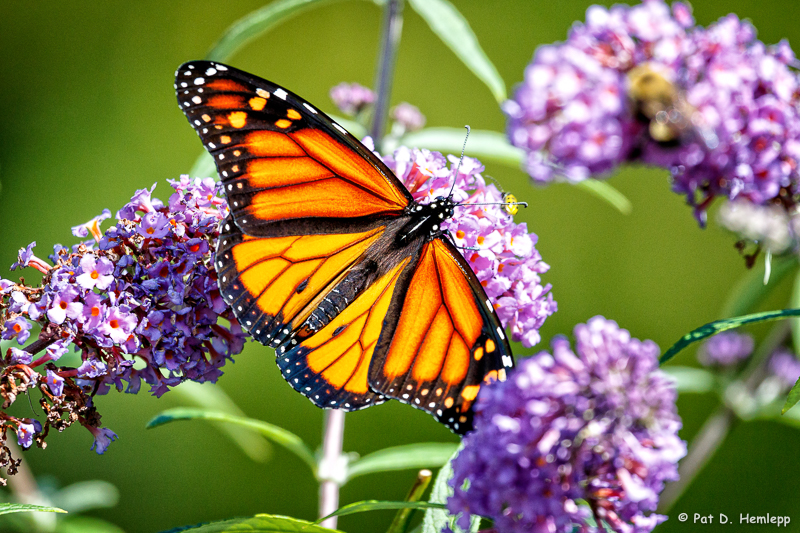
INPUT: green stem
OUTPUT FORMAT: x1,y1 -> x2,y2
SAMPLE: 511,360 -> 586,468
387,469 -> 432,533
370,0 -> 405,149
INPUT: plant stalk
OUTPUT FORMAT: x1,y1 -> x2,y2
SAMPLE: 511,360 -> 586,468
318,409 -> 346,529
387,469 -> 433,533
659,319 -> 791,512
369,0 -> 405,150
657,405 -> 734,513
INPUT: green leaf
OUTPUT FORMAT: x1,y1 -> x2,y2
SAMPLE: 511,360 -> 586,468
346,442 -> 458,482
207,0 -> 343,62
660,308 -> 800,365
316,501 -> 445,524
422,447 -> 479,533
573,180 -> 632,215
189,152 -> 217,179
50,480 -> 118,514
719,255 -> 796,318
172,381 -> 271,462
159,514 -> 341,533
782,376 -> 800,414
0,503 -> 66,516
660,366 -> 716,394
147,408 -> 316,474
407,0 -> 506,103
395,127 -> 524,168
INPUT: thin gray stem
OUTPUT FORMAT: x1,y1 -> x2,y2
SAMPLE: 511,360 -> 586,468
369,0 -> 404,150
658,406 -> 734,513
659,320 -> 791,512
318,409 -> 346,529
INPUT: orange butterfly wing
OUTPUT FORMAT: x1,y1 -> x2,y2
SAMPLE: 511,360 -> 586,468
175,61 -> 411,237
368,239 -> 513,433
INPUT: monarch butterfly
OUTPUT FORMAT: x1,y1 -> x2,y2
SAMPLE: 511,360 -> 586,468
175,61 -> 514,434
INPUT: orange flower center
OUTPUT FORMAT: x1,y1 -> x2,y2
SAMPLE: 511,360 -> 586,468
91,307 -> 100,317
109,319 -> 119,329
91,271 -> 99,279
456,230 -> 465,239
59,301 -> 68,310
146,227 -> 155,235
13,324 -> 21,333
477,236 -> 485,245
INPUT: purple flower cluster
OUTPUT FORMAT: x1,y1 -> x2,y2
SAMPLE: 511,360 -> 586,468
0,177 -> 246,460
697,330 -> 754,367
329,82 -> 375,116
504,0 -> 800,225
448,317 -> 685,533
372,140 -> 557,347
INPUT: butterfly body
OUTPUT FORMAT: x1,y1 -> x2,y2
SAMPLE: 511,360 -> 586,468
176,61 -> 513,433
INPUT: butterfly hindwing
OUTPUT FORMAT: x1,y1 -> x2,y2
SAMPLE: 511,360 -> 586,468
275,256 -> 416,409
368,238 -> 513,434
175,61 -> 412,237
216,215 -> 389,347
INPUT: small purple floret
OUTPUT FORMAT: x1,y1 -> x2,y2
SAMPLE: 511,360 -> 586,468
89,427 -> 118,455
698,330 -> 754,366
2,316 -> 32,345
46,370 -> 65,397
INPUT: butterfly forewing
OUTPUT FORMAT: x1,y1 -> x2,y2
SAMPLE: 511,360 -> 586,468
175,61 -> 411,237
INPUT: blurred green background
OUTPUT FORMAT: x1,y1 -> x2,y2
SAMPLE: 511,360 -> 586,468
2,0 -> 800,532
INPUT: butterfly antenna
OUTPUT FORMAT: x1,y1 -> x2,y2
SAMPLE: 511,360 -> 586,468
448,125 -> 471,198
455,201 -> 529,209
484,174 -> 503,189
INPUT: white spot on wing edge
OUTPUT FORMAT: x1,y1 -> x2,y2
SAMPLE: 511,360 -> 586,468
502,355 -> 513,367
216,64 -> 228,71
485,299 -> 492,309
303,102 -> 318,114
274,88 -> 288,100
497,326 -> 505,340
333,122 -> 348,135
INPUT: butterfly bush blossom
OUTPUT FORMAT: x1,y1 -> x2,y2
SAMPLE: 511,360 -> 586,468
504,0 -> 800,228
368,139 -> 557,347
0,177 -> 245,476
697,330 -> 754,367
448,316 -> 685,533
